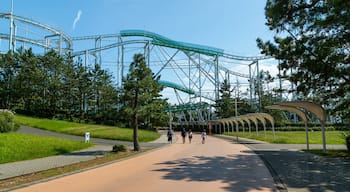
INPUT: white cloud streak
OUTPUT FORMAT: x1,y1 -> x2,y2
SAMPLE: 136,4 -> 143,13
72,10 -> 82,30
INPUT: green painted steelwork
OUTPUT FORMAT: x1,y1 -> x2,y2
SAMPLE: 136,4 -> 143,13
158,80 -> 195,95
165,102 -> 209,112
120,29 -> 224,56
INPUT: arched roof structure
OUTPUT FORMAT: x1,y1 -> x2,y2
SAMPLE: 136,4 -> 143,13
210,113 -> 275,137
267,101 -> 327,152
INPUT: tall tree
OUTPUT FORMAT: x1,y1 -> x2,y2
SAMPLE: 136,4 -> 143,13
257,0 -> 350,119
216,79 -> 236,118
40,50 -> 65,116
0,51 -> 19,109
15,48 -> 44,115
121,54 -> 164,151
61,54 -> 79,121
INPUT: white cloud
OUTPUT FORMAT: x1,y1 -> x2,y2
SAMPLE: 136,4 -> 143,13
72,10 -> 82,30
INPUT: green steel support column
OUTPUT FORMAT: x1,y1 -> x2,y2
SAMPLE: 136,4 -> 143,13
59,34 -> 62,55
249,62 -> 254,107
235,77 -> 239,117
13,22 -> 17,52
117,37 -> 121,87
95,37 -> 102,66
189,56 -> 191,103
257,60 -> 262,112
144,41 -> 150,67
147,42 -> 150,67
215,55 -> 219,101
199,53 -> 202,103
121,38 -> 124,86
9,1 -> 14,52
85,50 -> 88,67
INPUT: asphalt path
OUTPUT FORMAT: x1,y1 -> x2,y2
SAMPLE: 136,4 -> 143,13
14,134 -> 278,192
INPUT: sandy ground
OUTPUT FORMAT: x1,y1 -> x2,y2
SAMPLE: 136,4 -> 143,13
14,134 -> 277,192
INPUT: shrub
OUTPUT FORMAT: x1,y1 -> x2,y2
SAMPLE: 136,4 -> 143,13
341,132 -> 350,152
0,110 -> 18,133
346,136 -> 350,152
112,144 -> 127,153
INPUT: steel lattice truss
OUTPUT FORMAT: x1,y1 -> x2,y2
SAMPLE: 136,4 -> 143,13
0,13 -> 279,124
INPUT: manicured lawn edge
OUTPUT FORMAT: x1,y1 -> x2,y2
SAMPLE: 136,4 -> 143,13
14,115 -> 160,142
0,133 -> 93,164
224,131 -> 346,144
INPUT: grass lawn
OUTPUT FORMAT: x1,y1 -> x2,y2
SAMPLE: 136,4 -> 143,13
0,133 -> 92,164
14,115 -> 160,142
224,130 -> 346,144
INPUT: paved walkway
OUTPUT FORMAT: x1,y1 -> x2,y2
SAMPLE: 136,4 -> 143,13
2,128 -> 350,192
216,135 -> 350,192
13,135 -> 277,192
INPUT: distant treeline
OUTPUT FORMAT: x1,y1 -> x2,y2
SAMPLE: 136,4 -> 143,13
0,49 -> 167,128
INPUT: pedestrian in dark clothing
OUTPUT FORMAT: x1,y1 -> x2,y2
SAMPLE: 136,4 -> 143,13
181,128 -> 186,144
167,129 -> 173,144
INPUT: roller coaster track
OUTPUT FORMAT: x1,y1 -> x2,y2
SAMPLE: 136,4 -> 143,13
70,30 -> 259,78
119,29 -> 271,61
0,33 -> 49,48
71,40 -> 148,56
0,14 -> 274,104
0,13 -> 72,49
158,80 -> 196,95
0,14 -> 270,61
158,80 -> 215,102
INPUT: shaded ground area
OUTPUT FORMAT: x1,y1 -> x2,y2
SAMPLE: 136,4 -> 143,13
217,135 -> 350,192
256,150 -> 350,192
154,154 -> 278,192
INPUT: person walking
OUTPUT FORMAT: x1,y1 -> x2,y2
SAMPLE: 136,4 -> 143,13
188,129 -> 193,143
201,129 -> 206,144
181,128 -> 186,144
167,129 -> 173,144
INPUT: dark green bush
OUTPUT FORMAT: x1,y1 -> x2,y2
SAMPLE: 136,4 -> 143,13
346,135 -> 350,152
112,144 -> 127,153
341,132 -> 350,152
0,110 -> 18,133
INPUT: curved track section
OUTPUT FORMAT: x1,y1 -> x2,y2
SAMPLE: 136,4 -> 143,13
158,80 -> 195,95
0,13 -> 274,106
0,13 -> 72,53
120,29 -> 224,56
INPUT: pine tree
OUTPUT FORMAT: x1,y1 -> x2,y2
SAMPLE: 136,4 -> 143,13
121,54 -> 164,151
216,79 -> 236,118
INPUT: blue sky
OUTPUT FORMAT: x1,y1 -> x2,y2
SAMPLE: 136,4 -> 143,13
1,0 -> 282,103
1,0 -> 274,56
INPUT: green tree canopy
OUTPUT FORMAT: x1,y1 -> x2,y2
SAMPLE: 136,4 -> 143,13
257,0 -> 350,119
216,79 -> 236,118
121,54 -> 164,151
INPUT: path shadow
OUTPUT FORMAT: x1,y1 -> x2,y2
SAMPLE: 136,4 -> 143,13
153,152 -> 278,192
62,150 -> 109,156
255,150 -> 350,192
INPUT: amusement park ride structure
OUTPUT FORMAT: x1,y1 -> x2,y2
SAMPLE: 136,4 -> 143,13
0,12 -> 278,129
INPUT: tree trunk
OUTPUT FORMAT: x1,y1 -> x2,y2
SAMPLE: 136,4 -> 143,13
132,87 -> 140,151
133,112 -> 140,151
